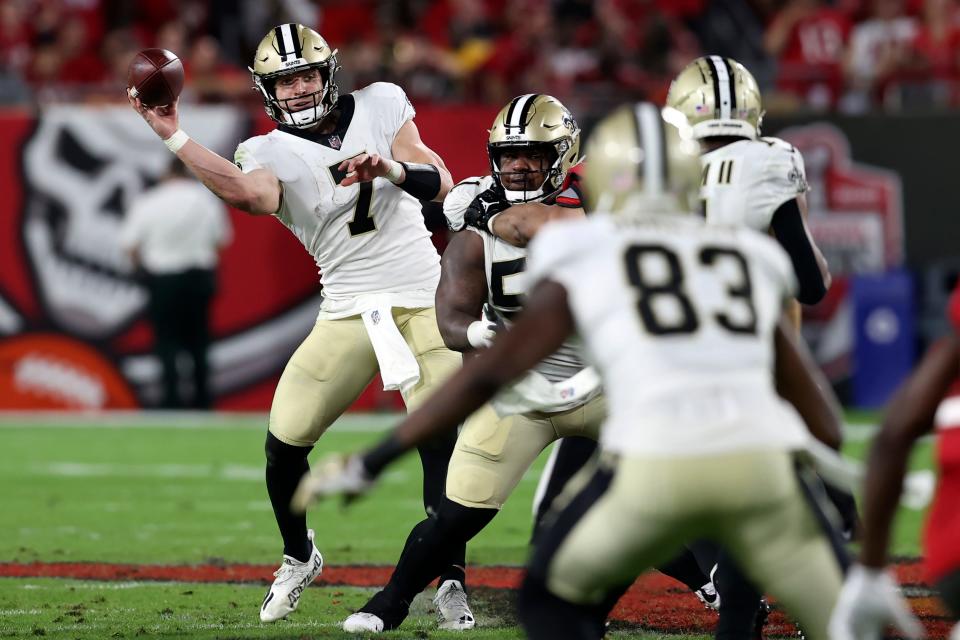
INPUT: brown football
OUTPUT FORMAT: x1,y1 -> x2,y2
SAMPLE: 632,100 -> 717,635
127,48 -> 184,107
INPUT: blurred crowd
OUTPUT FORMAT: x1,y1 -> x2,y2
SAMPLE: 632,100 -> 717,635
2,0 -> 960,114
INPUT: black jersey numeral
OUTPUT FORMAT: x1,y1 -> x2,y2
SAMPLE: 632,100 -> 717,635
329,161 -> 376,237
623,244 -> 757,337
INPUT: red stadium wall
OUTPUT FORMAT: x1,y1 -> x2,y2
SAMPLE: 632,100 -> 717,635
0,104 -> 497,410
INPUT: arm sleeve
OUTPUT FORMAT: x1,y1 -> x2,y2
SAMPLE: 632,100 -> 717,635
770,198 -> 827,305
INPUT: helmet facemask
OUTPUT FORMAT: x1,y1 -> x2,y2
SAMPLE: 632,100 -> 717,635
253,56 -> 340,129
488,139 -> 569,203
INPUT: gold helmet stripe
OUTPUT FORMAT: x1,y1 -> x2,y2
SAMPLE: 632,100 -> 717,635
505,93 -> 537,133
706,55 -> 734,120
634,102 -> 665,196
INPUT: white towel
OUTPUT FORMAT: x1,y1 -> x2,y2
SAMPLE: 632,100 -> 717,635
361,304 -> 420,394
491,366 -> 602,417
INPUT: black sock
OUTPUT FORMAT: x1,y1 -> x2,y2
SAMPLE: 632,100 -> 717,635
362,499 -> 496,628
656,546 -> 710,592
415,429 -> 468,586
264,431 -> 313,562
713,552 -> 764,640
518,572 -> 605,640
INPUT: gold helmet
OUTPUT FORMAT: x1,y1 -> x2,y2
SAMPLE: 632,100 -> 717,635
251,23 -> 340,129
581,102 -> 701,215
487,94 -> 580,203
666,56 -> 763,140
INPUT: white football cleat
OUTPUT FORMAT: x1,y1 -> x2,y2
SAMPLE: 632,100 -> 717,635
343,611 -> 385,633
259,529 -> 323,622
434,579 -> 475,630
694,564 -> 720,611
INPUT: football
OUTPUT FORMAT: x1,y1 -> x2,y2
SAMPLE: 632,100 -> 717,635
127,48 -> 184,107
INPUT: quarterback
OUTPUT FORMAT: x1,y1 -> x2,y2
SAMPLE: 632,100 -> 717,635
128,23 -> 465,623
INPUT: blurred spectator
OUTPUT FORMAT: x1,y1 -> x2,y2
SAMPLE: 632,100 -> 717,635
904,0 -> 960,107
3,0 -> 960,113
766,0 -> 852,110
842,0 -> 917,112
119,158 -> 232,410
185,35 -> 249,103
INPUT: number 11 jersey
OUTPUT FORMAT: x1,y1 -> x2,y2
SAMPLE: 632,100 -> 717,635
527,212 -> 811,457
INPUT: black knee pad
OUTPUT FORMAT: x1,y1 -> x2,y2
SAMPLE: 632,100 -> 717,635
264,431 -> 312,467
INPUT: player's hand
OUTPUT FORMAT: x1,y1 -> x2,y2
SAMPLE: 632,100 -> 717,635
828,564 -> 924,640
290,454 -> 376,513
127,89 -> 180,140
467,304 -> 505,348
464,186 -> 510,233
337,153 -> 393,187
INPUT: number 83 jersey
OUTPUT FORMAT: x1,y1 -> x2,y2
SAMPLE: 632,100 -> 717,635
234,82 -> 440,307
527,212 -> 811,457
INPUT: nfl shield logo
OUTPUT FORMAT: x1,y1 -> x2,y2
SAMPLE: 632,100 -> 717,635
328,135 -> 342,149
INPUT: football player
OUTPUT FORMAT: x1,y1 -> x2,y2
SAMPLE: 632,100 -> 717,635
328,93 -> 603,634
829,286 -> 960,639
293,103 -> 852,640
663,55 -> 854,638
127,23 -> 465,623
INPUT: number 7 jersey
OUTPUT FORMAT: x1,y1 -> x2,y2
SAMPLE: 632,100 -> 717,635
234,82 -> 440,310
526,212 -> 811,457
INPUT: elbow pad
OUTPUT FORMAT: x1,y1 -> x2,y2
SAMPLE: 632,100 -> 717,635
770,199 -> 828,305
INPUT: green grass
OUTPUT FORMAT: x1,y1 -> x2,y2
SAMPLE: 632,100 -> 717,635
0,412 -> 934,639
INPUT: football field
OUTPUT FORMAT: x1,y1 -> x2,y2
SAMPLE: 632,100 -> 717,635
0,412 -> 945,639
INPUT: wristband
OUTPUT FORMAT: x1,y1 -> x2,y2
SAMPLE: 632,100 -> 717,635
163,129 -> 190,153
486,212 -> 503,235
384,159 -> 404,184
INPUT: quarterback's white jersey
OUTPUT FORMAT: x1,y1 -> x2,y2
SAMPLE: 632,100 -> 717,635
700,136 -> 808,231
234,82 -> 440,314
527,213 -> 811,457
444,176 -> 586,383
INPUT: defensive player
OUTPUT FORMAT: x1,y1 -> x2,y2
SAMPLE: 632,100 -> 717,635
333,93 -> 605,634
128,23 -> 465,623
829,285 -> 960,639
294,103 -> 850,640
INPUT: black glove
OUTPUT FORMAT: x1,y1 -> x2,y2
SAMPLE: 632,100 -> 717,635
464,186 -> 510,233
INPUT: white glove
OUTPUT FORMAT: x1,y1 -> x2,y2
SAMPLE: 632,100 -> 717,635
290,454 -> 375,513
467,320 -> 498,348
828,564 -> 924,640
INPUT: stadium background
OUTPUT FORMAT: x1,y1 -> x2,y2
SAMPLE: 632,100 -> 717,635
2,0 -> 959,411
0,0 -> 956,638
